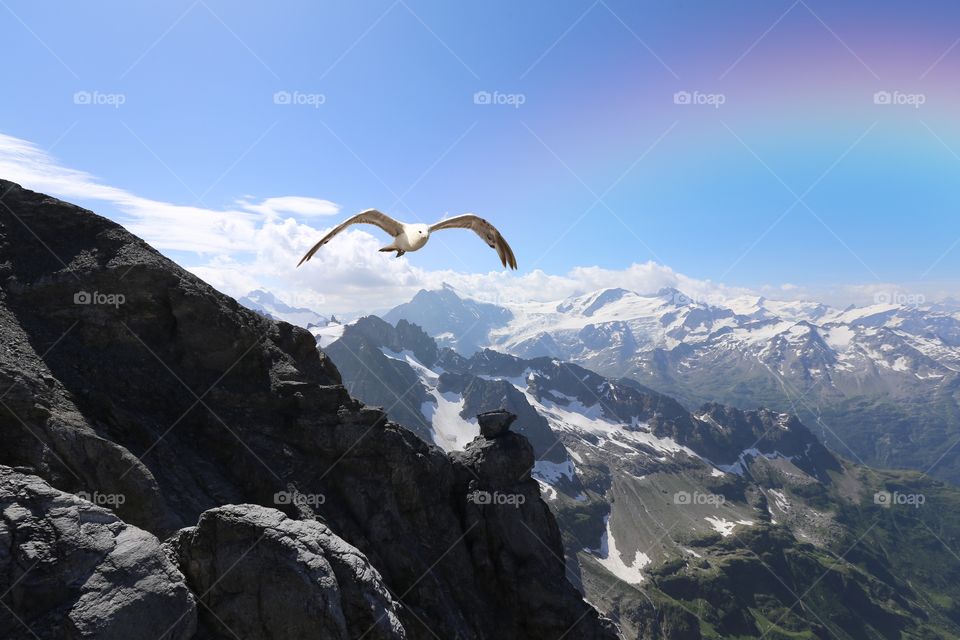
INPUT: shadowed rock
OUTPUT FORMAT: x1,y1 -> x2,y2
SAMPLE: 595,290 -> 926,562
477,409 -> 516,438
449,414 -> 617,639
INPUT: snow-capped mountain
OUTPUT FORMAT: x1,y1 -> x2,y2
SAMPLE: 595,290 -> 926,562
237,288 -> 329,328
386,287 -> 960,484
383,283 -> 513,354
238,288 -> 347,347
324,315 -> 960,639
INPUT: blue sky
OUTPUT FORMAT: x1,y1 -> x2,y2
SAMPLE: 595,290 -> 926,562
2,0 -> 959,313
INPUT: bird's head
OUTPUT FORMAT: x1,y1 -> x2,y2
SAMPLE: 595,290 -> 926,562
412,223 -> 430,237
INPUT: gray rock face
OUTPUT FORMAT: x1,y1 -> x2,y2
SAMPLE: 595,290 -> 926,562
169,504 -> 405,640
0,466 -> 197,640
477,410 -> 516,438
0,180 -> 615,640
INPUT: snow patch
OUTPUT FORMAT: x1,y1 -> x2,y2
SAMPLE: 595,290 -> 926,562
712,448 -> 795,476
590,515 -> 649,585
421,391 -> 479,451
704,516 -> 754,537
526,394 -> 698,459
534,458 -> 576,484
380,348 -> 443,384
312,323 -> 345,348
768,489 -> 790,512
536,480 -> 557,501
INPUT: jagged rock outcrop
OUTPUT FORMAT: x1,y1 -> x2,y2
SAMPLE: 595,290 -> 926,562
438,372 -> 569,462
0,466 -> 197,640
477,409 -> 515,438
451,428 -> 617,640
0,180 -> 615,639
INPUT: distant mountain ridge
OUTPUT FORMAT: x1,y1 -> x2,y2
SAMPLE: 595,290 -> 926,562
383,283 -> 513,354
385,286 -> 960,484
238,287 -> 329,328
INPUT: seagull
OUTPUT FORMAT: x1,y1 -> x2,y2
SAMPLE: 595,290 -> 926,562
296,209 -> 518,269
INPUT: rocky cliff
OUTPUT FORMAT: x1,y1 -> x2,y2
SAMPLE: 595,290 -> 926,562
0,180 -> 615,640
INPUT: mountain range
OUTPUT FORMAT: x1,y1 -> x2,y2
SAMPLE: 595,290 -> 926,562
238,287 -> 330,328
326,313 -> 960,639
383,285 -> 960,486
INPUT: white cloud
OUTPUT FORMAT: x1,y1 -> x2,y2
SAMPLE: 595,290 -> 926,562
0,133 -> 261,254
239,195 -> 340,219
0,133 -> 333,254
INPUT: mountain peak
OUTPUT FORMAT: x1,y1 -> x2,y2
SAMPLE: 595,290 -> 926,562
653,286 -> 692,303
385,287 -> 512,355
583,288 -> 632,317
245,287 -> 274,301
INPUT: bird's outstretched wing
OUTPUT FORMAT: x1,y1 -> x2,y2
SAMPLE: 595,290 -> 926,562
429,214 -> 517,269
297,209 -> 403,267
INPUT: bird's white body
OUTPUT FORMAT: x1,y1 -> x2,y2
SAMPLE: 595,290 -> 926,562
388,223 -> 431,252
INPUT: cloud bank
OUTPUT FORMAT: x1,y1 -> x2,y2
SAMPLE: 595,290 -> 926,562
0,132 -> 952,317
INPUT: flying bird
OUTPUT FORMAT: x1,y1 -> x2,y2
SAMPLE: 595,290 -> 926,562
296,209 -> 517,269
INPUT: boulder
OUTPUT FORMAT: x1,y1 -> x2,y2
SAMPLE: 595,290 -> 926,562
0,466 -> 196,640
169,504 -> 405,640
